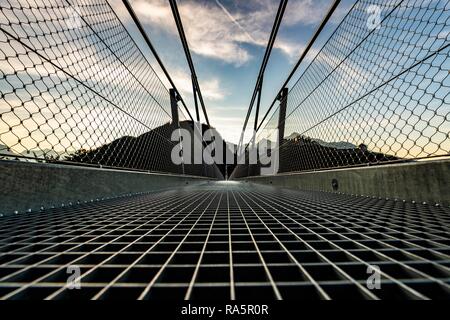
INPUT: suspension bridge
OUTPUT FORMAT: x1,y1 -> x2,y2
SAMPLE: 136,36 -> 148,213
0,0 -> 449,300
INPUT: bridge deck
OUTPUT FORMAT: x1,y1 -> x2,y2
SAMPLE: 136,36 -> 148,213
0,182 -> 449,300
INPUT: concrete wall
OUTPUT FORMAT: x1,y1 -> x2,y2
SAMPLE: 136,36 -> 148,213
241,159 -> 450,206
0,161 -> 213,216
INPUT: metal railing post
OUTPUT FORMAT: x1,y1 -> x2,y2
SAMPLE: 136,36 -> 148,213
170,89 -> 184,174
170,89 -> 180,127
277,88 -> 288,149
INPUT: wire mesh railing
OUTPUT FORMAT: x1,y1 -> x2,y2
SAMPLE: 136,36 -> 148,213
0,0 -> 220,178
233,0 -> 450,177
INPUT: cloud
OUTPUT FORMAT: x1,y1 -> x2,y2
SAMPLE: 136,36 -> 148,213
213,0 -> 257,43
170,68 -> 227,101
283,0 -> 334,26
234,0 -> 341,58
204,103 -> 248,141
111,0 -> 344,65
120,0 -> 252,66
109,0 -> 230,103
275,39 -> 305,61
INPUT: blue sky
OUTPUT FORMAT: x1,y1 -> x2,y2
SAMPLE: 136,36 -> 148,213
111,0 -> 355,143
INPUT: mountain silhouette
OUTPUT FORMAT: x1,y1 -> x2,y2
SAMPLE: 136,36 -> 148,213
231,135 -> 399,177
278,135 -> 398,172
65,120 -> 225,178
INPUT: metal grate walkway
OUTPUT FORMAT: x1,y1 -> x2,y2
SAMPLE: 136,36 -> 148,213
0,182 -> 449,300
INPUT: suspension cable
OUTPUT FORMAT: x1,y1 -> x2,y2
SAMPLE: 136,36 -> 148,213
169,0 -> 211,127
238,0 -> 288,147
255,0 -> 341,132
121,0 -> 194,121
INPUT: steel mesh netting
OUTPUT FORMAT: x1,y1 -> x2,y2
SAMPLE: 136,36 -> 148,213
234,0 -> 450,178
0,182 -> 449,300
0,0 -> 218,177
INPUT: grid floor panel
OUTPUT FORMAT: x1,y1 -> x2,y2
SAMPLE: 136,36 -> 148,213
0,182 -> 449,300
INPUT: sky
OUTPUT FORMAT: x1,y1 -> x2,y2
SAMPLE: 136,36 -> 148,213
109,0 -> 355,144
